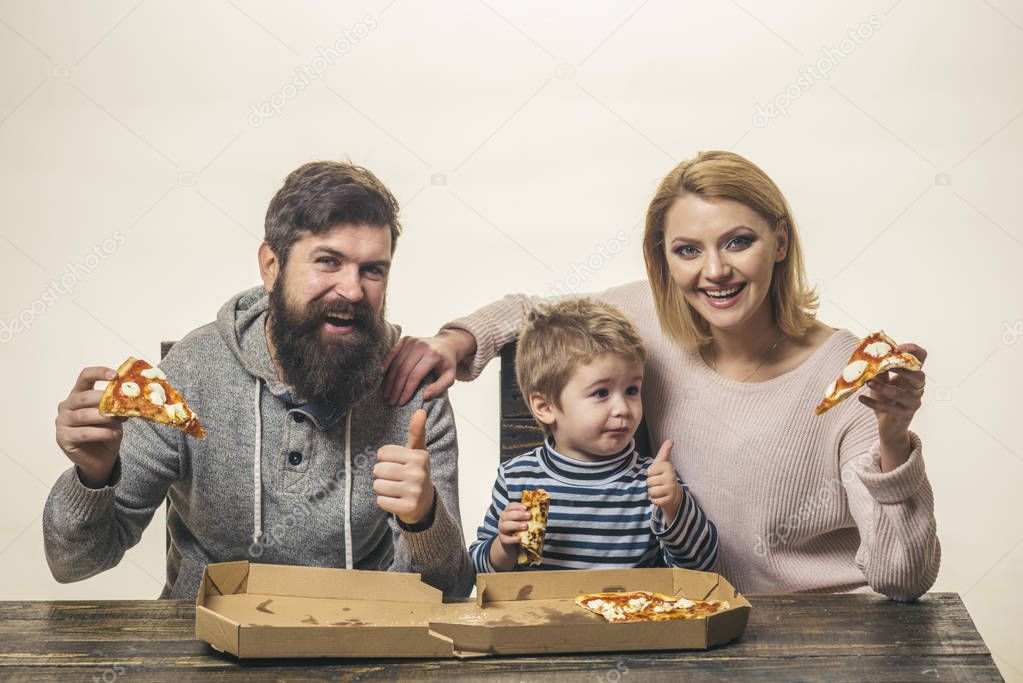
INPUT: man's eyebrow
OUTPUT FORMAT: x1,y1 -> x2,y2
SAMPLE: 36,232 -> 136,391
311,246 -> 391,268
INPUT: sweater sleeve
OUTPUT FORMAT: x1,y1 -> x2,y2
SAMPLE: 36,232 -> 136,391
839,414 -> 941,601
439,283 -> 651,382
468,466 -> 510,574
650,477 -> 719,571
42,415 -> 183,585
388,388 -> 475,598
441,293 -> 558,381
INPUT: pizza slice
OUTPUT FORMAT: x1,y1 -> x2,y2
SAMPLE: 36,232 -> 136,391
516,488 -> 550,566
99,357 -> 206,439
814,331 -> 922,415
575,591 -> 730,623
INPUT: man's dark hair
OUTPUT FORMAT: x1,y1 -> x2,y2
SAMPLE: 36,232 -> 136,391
264,161 -> 401,263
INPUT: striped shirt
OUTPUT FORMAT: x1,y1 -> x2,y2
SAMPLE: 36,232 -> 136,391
470,438 -> 718,573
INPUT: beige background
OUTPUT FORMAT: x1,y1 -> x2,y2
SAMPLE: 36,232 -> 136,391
1,0 -> 1021,678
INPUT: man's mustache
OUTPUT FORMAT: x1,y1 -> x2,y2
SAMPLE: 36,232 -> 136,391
296,298 -> 377,330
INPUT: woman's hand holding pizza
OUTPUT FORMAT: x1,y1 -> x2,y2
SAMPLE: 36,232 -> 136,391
859,343 -> 928,471
647,440 -> 682,522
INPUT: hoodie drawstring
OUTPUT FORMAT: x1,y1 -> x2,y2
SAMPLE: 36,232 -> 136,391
251,377 -> 355,570
343,409 -> 354,570
252,378 -> 263,546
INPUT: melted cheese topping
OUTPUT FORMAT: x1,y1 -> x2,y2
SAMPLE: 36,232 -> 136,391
878,354 -> 913,370
842,360 -> 868,383
141,366 -> 167,380
864,341 -> 892,359
120,381 -> 140,398
146,382 -> 167,406
164,403 -> 189,422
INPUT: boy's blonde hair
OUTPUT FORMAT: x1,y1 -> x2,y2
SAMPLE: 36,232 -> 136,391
516,298 -> 645,434
643,150 -> 819,350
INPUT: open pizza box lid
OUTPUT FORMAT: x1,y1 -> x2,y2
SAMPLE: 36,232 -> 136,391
195,562 -> 750,659
194,561 -> 473,659
428,567 -> 751,655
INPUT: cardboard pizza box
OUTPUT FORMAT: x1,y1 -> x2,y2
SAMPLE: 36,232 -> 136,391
194,561 -> 471,658
429,567 -> 751,655
195,562 -> 750,659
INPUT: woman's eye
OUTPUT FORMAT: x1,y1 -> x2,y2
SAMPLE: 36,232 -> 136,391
673,245 -> 699,258
726,236 -> 753,250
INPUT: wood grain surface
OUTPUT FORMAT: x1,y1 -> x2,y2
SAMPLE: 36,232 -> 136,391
0,593 -> 1002,681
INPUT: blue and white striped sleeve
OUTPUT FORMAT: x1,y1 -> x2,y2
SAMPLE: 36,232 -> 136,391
650,477 -> 719,571
468,465 -> 511,574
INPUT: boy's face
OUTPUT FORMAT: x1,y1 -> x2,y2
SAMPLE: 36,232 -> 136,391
534,353 -> 644,462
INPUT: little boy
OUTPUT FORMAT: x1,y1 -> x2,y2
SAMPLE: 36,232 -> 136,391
469,298 -> 718,572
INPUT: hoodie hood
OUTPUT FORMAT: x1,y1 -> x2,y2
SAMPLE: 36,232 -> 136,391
215,286 -> 401,405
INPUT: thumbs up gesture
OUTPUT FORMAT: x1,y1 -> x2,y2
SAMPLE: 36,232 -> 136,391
374,409 -> 435,526
646,440 -> 682,522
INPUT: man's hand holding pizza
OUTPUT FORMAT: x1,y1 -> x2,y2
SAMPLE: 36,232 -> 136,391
55,367 -> 125,489
373,409 -> 437,527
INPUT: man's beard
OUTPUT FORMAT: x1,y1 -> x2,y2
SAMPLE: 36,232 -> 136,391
267,283 -> 389,412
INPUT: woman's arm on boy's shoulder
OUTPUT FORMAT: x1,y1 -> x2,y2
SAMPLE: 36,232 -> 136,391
382,293 -> 551,406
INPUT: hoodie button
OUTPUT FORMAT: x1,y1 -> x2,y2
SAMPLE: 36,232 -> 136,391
288,451 -> 303,466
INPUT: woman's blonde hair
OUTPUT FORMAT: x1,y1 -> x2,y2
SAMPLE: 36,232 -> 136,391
516,298 -> 645,435
642,150 -> 818,350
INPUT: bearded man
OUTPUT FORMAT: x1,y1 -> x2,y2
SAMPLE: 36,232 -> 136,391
45,161 -> 473,599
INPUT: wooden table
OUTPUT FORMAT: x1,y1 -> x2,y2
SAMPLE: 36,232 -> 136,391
0,593 -> 1002,681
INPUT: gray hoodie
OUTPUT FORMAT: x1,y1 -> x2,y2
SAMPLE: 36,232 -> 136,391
43,287 -> 474,599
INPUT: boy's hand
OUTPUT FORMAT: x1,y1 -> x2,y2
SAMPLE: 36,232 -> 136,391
489,502 -> 531,572
647,440 -> 682,522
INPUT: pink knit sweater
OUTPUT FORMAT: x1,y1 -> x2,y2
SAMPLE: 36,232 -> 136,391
445,280 -> 940,600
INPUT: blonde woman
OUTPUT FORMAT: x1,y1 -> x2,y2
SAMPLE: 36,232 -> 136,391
382,151 -> 939,600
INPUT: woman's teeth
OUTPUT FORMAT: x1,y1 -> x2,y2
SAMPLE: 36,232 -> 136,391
704,285 -> 744,298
